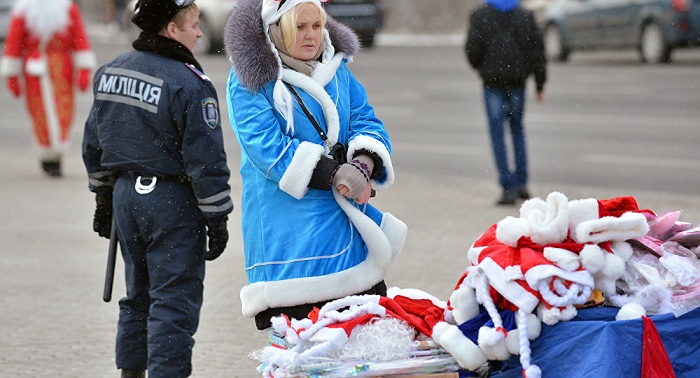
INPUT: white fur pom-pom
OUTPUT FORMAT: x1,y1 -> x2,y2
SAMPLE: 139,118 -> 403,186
580,244 -> 605,274
478,325 -> 511,361
601,252 -> 626,280
612,241 -> 634,262
478,326 -> 506,346
616,302 -> 646,320
537,304 -> 562,326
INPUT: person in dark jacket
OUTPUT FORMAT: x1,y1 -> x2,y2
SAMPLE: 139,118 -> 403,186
82,0 -> 233,376
466,0 -> 547,205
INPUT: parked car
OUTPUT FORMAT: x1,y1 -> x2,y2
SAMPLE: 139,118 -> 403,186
323,0 -> 386,48
542,0 -> 700,63
123,0 -> 236,55
0,0 -> 15,41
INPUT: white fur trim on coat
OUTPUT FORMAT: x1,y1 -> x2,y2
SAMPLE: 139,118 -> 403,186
278,141 -> 324,199
283,69 -> 340,145
240,204 -> 406,317
348,134 -> 394,190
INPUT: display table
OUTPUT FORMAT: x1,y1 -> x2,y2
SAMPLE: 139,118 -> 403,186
489,306 -> 700,377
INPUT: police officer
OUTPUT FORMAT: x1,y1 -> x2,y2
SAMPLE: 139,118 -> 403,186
82,1 -> 233,377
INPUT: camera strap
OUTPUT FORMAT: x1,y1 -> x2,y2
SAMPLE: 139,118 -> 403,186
283,82 -> 334,150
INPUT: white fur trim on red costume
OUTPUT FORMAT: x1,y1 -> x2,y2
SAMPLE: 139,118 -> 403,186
496,216 -> 530,247
567,198 -> 600,240
73,50 -> 96,69
449,285 -> 480,324
523,264 -> 595,295
574,212 -> 650,244
521,191 -> 569,245
468,245 -> 486,266
478,258 -> 540,313
278,141 -> 324,199
543,247 -> 581,272
0,57 -> 22,77
432,321 -> 488,371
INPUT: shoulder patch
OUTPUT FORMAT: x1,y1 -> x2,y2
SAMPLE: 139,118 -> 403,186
185,63 -> 211,82
202,98 -> 219,129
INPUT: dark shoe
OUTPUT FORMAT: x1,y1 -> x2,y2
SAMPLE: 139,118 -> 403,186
496,189 -> 517,206
41,161 -> 61,177
518,187 -> 531,200
121,369 -> 145,378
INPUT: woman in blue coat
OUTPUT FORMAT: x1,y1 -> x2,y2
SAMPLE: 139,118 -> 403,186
225,0 -> 406,329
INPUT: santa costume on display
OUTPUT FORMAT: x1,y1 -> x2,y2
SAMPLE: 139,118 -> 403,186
0,0 -> 95,177
447,192 -> 653,376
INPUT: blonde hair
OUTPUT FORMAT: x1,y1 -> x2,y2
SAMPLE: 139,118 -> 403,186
278,2 -> 327,50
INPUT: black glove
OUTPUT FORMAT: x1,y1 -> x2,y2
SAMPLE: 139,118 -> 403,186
205,216 -> 229,261
93,192 -> 113,239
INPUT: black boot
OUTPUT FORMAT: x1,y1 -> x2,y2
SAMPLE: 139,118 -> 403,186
121,369 -> 146,378
41,160 -> 61,177
518,187 -> 531,200
496,189 -> 517,206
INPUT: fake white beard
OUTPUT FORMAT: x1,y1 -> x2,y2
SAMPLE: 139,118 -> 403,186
15,0 -> 71,41
332,317 -> 418,362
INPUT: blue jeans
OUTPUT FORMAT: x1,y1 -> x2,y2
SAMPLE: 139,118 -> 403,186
482,86 -> 528,191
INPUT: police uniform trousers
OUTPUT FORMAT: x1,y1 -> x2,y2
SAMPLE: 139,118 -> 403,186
113,176 -> 206,377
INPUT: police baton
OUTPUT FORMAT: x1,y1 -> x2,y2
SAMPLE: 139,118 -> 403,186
103,217 -> 118,302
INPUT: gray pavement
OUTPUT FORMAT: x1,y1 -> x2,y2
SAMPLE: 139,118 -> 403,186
2,27 -> 700,378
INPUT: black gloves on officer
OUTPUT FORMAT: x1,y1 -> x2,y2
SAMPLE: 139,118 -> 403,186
205,216 -> 229,261
93,192 -> 113,239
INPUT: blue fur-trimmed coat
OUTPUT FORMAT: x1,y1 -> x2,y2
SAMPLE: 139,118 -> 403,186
225,0 -> 407,318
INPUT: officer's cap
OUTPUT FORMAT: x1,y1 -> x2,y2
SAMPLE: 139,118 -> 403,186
131,0 -> 196,33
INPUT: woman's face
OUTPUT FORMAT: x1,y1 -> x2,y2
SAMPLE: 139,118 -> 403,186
288,4 -> 323,60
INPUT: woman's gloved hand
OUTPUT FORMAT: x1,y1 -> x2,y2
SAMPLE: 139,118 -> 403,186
332,154 -> 374,203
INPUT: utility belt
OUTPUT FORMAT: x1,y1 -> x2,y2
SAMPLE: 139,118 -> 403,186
118,171 -> 190,194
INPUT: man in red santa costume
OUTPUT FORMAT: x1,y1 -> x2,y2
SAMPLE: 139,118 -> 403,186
1,0 -> 95,177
